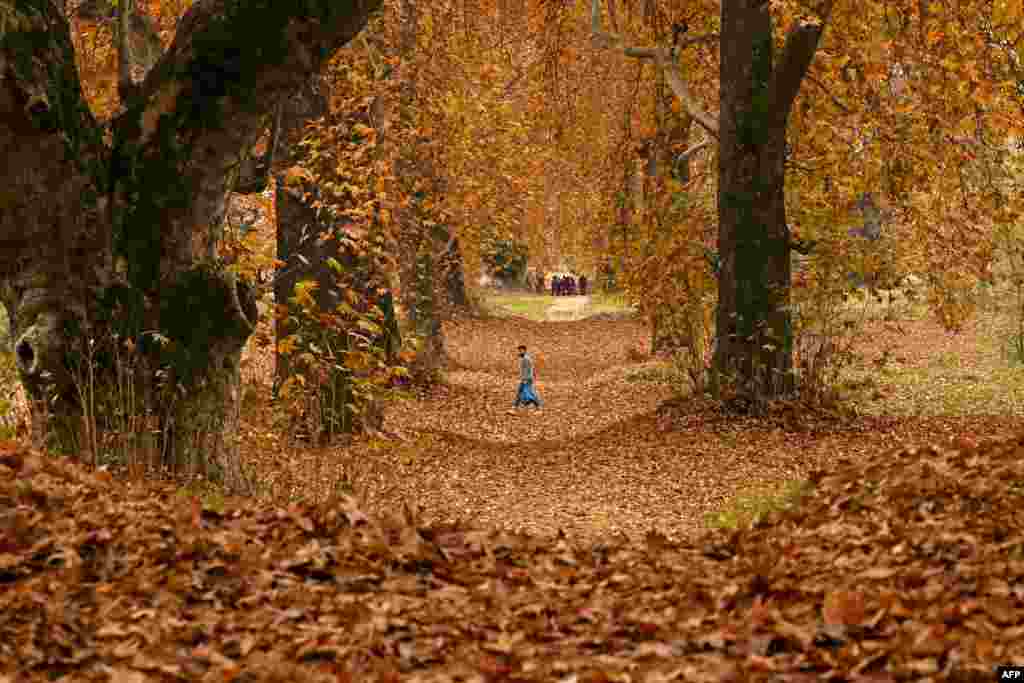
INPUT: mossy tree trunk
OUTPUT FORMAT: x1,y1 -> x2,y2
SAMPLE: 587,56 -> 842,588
273,174 -> 399,439
392,0 -> 448,379
0,0 -> 381,486
440,228 -> 469,312
713,0 -> 831,405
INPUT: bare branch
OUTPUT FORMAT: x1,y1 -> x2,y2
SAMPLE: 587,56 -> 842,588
590,0 -> 719,138
765,5 -> 834,134
116,0 -> 136,102
677,138 -> 712,163
623,46 -> 660,59
655,51 -> 720,138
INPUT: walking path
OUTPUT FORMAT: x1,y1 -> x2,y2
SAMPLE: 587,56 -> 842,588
544,294 -> 590,321
241,292 -> 1024,544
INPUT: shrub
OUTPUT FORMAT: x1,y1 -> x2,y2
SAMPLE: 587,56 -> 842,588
706,480 -> 812,530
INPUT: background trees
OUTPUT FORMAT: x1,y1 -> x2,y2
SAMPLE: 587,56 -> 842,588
2,0 -> 1022,484
536,0 -> 1023,407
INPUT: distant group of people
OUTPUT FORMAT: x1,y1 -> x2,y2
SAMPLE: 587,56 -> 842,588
523,270 -> 589,296
549,272 -> 586,297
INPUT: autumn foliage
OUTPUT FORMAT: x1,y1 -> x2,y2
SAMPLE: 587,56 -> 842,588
5,426 -> 1024,679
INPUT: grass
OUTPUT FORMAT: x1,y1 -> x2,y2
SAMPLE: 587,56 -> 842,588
624,361 -> 677,384
705,479 -> 813,530
841,293 -> 1024,417
586,291 -> 638,316
483,292 -> 556,321
481,288 -> 637,321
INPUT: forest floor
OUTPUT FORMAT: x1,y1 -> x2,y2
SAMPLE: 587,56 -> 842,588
6,287 -> 1024,679
235,287 -> 1024,543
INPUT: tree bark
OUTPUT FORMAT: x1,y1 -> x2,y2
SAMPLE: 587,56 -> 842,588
712,1 -> 830,407
440,229 -> 469,311
0,0 -> 381,484
393,0 -> 447,379
272,171 -> 398,439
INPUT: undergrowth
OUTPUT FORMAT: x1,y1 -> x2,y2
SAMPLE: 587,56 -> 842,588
705,479 -> 813,530
483,292 -> 554,320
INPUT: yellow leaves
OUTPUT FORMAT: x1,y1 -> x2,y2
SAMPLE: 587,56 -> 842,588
289,279 -> 318,311
283,166 -> 313,187
353,123 -> 376,138
993,0 -> 1024,24
971,83 -> 995,107
954,114 -> 977,139
276,336 -> 297,357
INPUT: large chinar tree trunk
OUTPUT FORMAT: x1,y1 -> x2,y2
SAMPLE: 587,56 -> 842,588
713,0 -> 830,405
0,0 -> 381,487
589,0 -> 832,407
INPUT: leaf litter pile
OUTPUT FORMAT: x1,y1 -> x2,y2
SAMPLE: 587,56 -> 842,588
7,308 -> 1024,679
5,430 -> 1024,680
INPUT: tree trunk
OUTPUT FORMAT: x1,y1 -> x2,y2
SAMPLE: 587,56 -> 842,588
273,175 -> 397,439
393,0 -> 447,379
268,80 -> 328,396
0,0 -> 381,485
713,0 -> 830,406
265,68 -> 403,440
440,229 -> 469,311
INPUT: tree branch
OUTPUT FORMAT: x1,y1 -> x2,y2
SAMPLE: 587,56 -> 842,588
80,0 -> 162,104
765,2 -> 835,133
116,0 -> 136,102
110,0 -> 383,286
590,0 -> 719,138
676,138 -> 712,164
655,51 -> 720,138
0,0 -> 106,272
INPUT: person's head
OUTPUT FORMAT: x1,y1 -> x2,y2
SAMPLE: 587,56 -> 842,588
518,344 -> 527,356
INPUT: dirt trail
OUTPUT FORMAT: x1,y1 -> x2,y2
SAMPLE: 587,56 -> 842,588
543,294 -> 590,321
372,314 -> 859,542
243,295 -> 1024,544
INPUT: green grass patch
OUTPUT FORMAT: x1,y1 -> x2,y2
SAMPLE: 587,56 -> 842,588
625,362 -> 676,384
585,291 -> 638,317
705,480 -> 812,531
847,299 -> 1024,417
484,293 -> 556,321
176,480 -> 229,514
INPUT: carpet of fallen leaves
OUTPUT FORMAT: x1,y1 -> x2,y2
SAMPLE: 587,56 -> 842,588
324,311 -> 1024,544
6,297 -> 1024,679
5,427 -> 1024,680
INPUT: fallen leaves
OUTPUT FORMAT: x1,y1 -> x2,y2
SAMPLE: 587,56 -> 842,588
7,294 -> 1022,678
5,428 -> 1024,679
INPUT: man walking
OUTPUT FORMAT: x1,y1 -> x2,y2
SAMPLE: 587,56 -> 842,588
508,344 -> 542,413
